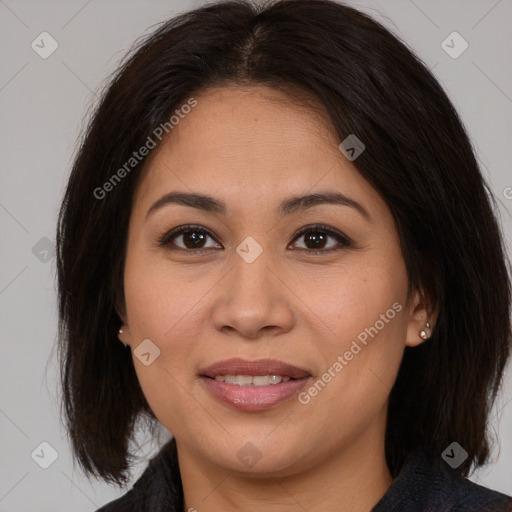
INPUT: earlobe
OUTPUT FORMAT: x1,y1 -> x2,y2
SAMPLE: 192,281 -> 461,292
118,325 -> 130,348
115,296 -> 131,348
405,289 -> 437,348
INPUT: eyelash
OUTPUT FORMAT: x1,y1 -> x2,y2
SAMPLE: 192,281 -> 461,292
157,223 -> 352,254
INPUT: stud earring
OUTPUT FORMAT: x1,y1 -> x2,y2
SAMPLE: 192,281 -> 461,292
118,328 -> 128,347
419,321 -> 431,340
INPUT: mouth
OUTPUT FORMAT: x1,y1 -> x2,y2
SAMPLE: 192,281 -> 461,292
209,374 -> 294,386
199,358 -> 312,411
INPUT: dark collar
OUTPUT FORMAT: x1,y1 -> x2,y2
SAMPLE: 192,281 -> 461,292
98,439 -> 511,512
372,449 -> 511,511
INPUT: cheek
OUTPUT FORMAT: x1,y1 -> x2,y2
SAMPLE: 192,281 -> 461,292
293,257 -> 406,343
124,262 -> 204,428
297,259 -> 408,410
123,243 -> 207,340
122,252 -> 205,399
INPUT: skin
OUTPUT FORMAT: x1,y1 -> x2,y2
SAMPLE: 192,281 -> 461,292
118,84 -> 437,512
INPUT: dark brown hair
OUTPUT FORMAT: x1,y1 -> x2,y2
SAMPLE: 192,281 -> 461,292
56,0 -> 512,486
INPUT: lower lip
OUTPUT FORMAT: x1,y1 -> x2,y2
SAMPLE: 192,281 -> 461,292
200,376 -> 311,411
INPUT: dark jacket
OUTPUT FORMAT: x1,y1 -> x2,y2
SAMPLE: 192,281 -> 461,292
97,438 -> 511,511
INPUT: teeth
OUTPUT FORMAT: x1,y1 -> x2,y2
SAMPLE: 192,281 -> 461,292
235,375 -> 253,386
213,375 -> 292,386
253,375 -> 272,386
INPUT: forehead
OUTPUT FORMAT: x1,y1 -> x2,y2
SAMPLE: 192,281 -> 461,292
133,84 -> 383,219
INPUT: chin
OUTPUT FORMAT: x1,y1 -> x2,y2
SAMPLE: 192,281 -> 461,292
198,432 -> 310,476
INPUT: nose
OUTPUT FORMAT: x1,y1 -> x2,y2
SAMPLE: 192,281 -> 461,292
210,246 -> 295,340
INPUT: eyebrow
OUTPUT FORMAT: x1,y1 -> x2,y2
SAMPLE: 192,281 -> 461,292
146,190 -> 371,221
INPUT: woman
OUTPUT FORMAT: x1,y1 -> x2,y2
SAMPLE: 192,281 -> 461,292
56,0 -> 512,510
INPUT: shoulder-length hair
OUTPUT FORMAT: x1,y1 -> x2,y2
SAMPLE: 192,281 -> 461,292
56,0 -> 512,486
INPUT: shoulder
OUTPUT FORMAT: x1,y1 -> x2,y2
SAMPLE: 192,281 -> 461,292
96,488 -> 141,512
445,472 -> 512,511
373,450 -> 511,512
94,469 -> 158,512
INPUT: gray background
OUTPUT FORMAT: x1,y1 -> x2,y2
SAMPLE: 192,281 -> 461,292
0,0 -> 511,510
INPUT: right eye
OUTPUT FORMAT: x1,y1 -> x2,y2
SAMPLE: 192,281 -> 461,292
158,224 -> 222,252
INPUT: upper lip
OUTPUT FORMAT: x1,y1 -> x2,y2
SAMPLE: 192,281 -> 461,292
200,358 -> 311,379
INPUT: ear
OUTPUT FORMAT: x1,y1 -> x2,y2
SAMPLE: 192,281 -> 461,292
405,288 -> 438,348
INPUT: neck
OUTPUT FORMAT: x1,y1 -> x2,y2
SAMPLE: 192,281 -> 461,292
177,419 -> 394,512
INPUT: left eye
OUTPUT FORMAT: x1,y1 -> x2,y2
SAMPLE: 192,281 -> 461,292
290,225 -> 351,252
158,224 -> 351,253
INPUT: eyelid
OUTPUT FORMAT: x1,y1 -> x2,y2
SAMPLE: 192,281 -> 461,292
157,223 -> 352,253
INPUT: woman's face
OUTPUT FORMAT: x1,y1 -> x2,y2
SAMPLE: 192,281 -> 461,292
120,84 -> 428,475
